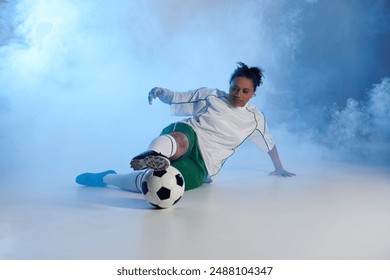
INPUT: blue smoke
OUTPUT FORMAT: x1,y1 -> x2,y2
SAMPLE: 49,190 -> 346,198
0,0 -> 389,177
325,78 -> 390,162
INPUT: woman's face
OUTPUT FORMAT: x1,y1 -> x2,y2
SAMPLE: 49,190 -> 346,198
228,76 -> 255,107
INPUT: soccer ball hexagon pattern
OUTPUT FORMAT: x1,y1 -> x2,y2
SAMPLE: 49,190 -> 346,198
141,166 -> 185,209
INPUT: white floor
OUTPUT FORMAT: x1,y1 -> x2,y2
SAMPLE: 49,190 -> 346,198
1,148 -> 390,260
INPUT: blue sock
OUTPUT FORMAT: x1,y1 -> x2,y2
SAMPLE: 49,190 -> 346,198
75,170 -> 117,187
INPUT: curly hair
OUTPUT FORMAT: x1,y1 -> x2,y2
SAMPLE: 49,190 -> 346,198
229,62 -> 264,91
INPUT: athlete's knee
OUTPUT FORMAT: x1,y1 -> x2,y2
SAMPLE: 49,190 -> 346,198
169,131 -> 189,159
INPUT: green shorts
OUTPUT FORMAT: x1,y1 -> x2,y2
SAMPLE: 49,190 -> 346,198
160,122 -> 208,191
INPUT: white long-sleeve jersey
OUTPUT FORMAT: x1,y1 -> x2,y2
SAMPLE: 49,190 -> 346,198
170,87 -> 275,181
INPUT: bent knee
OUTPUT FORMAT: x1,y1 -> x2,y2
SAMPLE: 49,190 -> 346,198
169,131 -> 189,160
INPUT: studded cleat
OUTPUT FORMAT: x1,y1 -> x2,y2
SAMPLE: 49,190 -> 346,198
130,150 -> 170,171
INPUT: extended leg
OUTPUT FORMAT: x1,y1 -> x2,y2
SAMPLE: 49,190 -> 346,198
103,171 -> 145,193
76,170 -> 145,193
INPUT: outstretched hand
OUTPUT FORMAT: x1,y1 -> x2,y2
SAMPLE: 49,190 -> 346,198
269,169 -> 296,177
148,87 -> 173,105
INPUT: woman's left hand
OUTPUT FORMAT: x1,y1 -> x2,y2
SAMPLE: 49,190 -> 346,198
269,169 -> 296,177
